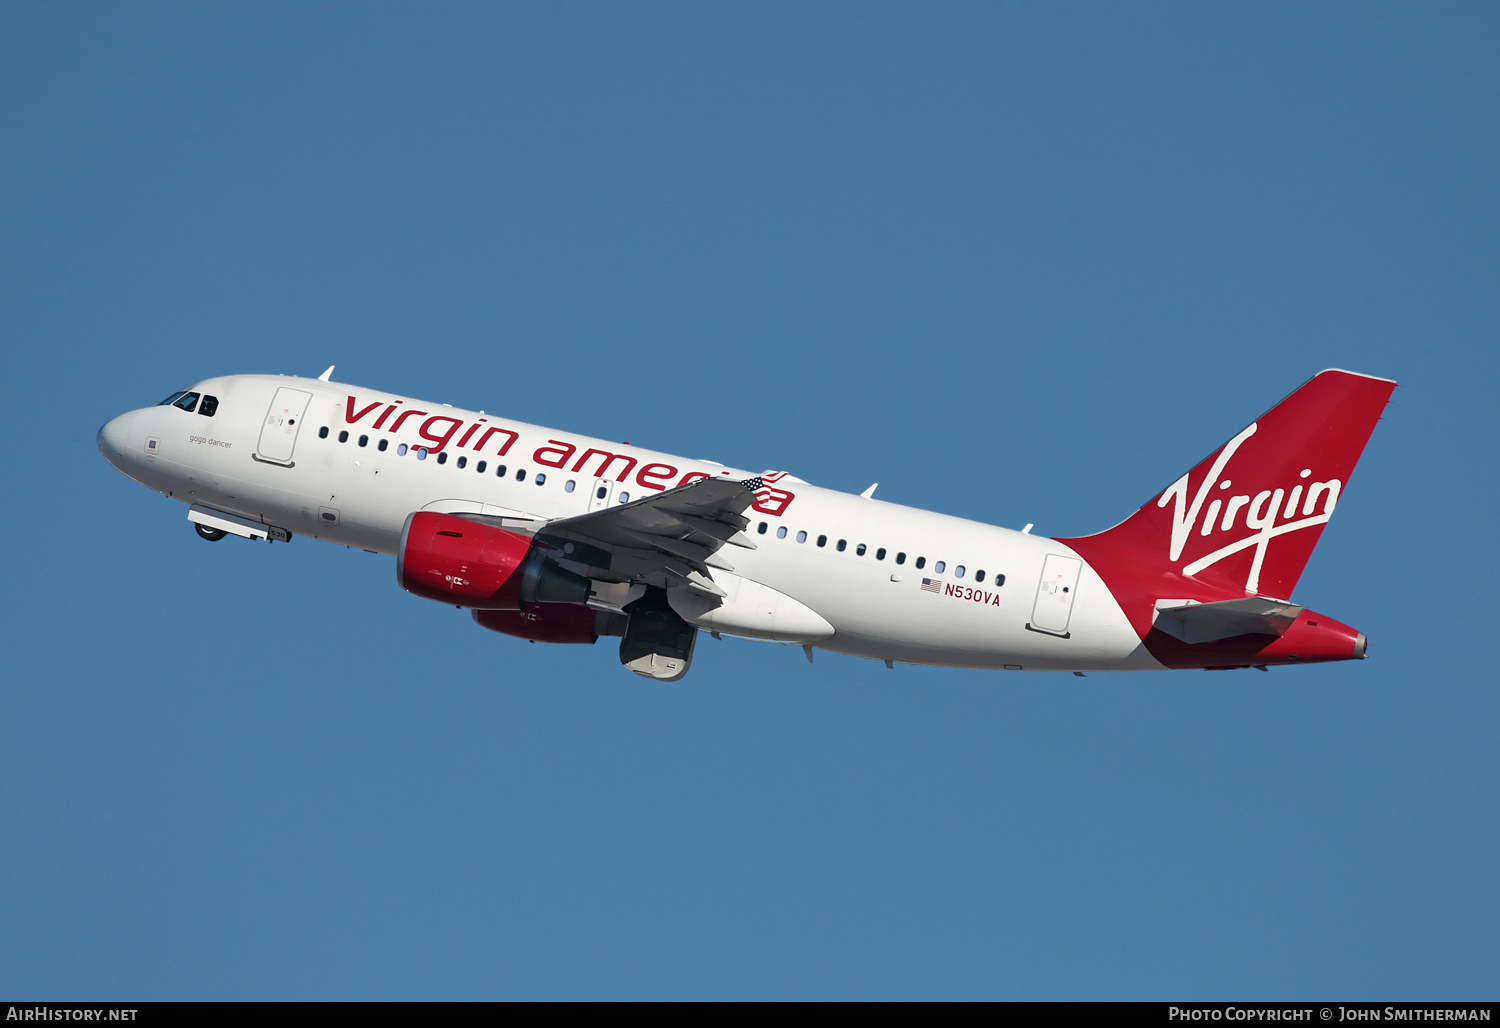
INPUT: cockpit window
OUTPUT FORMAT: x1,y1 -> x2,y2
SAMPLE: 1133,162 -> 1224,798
171,392 -> 200,413
158,391 -> 187,406
198,395 -> 219,417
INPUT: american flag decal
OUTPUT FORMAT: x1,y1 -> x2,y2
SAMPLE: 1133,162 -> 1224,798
741,477 -> 763,491
921,578 -> 942,594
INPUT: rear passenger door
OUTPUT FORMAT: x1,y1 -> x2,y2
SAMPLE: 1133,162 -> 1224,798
1029,554 -> 1082,637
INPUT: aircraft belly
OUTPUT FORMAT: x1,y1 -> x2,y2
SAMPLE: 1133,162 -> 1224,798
735,538 -> 1159,672
668,573 -> 834,643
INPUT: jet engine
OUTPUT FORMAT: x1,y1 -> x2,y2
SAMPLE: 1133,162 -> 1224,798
473,605 -> 603,645
397,511 -> 590,609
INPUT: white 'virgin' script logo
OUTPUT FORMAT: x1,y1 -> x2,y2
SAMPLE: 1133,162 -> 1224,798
1156,423 -> 1343,595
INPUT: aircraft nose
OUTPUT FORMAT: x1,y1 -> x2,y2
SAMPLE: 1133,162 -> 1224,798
97,411 -> 136,472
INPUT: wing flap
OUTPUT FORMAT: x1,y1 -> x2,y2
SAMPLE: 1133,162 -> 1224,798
538,475 -> 764,593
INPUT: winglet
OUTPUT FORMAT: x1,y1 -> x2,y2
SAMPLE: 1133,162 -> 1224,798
318,365 -> 335,382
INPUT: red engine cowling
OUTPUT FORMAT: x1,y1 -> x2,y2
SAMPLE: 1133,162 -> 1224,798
397,511 -> 590,609
473,605 -> 599,644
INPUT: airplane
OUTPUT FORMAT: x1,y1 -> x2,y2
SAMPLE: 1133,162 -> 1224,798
97,367 -> 1394,681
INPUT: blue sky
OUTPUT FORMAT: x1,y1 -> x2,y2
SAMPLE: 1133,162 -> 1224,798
2,2 -> 1495,999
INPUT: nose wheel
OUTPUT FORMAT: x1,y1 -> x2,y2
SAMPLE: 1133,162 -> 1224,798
195,523 -> 227,542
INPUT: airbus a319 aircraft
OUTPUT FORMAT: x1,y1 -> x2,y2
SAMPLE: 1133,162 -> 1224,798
98,367 -> 1394,681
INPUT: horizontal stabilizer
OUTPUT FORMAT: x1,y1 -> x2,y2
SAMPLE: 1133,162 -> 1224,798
1153,597 -> 1304,645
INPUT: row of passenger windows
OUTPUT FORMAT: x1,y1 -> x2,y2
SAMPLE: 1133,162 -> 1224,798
312,427 -> 996,561
316,426 -> 636,501
754,521 -> 1006,585
159,391 -> 219,417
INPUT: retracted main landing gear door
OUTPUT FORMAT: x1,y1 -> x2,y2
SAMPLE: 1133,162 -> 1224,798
255,387 -> 313,466
1029,553 -> 1082,637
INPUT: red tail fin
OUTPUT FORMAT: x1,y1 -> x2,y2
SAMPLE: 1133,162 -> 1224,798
1059,369 -> 1395,600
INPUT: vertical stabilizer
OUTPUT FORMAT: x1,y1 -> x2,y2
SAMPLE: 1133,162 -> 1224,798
1058,369 -> 1395,600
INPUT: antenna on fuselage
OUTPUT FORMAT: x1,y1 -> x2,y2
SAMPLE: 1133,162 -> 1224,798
318,365 -> 335,382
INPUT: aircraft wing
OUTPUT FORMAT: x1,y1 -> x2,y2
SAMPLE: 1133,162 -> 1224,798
530,475 -> 764,598
1152,596 -> 1305,645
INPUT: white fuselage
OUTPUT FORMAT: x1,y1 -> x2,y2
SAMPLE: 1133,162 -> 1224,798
98,373 -> 1161,672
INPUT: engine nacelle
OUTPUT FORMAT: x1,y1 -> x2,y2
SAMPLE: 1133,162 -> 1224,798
397,511 -> 591,609
473,605 -> 600,644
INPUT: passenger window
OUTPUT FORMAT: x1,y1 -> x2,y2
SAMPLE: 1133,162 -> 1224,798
198,395 -> 219,417
955,566 -> 965,578
796,531 -> 807,543
456,456 -> 467,468
416,447 -> 428,460
535,473 -> 546,485
597,486 -> 608,499
476,461 -> 486,473
837,540 -> 847,552
436,451 -> 448,465
758,522 -> 767,534
817,535 -> 827,547
378,439 -> 388,452
915,557 -> 926,569
496,465 -> 507,477
777,526 -> 787,539
397,443 -> 408,456
319,426 -> 329,439
515,469 -> 525,481
856,544 -> 866,556
896,552 -> 906,565
565,480 -> 575,493
935,561 -> 945,574
338,430 -> 349,443
993,574 -> 1006,587
358,435 -> 368,447
876,548 -> 886,560
975,570 -> 986,583
618,492 -> 630,503
172,392 -> 200,413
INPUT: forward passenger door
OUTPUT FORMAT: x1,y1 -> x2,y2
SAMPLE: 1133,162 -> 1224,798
254,387 -> 313,466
